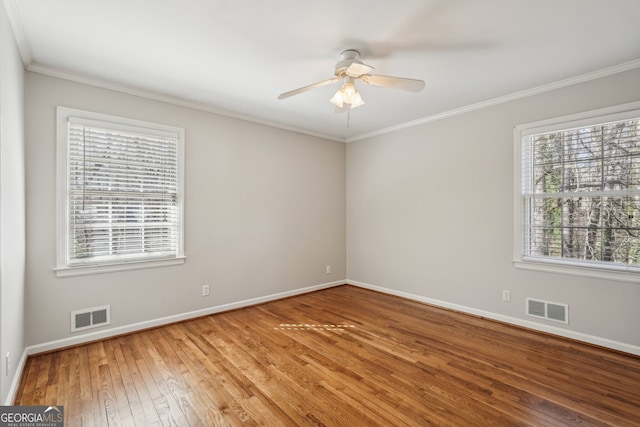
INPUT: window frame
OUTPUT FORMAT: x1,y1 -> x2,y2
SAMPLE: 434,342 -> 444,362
55,107 -> 186,277
513,101 -> 640,283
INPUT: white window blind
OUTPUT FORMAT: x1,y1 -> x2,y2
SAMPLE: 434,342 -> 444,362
57,108 -> 185,275
520,113 -> 640,273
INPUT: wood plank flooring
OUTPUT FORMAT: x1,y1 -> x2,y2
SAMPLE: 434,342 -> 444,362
14,285 -> 640,426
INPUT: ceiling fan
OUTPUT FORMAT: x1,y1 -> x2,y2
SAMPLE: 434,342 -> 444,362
277,49 -> 425,112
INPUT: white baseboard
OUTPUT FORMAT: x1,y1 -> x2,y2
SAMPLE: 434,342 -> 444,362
347,279 -> 640,356
25,280 -> 345,357
6,280 -> 344,404
6,279 -> 344,404
8,278 -> 637,404
4,348 -> 28,405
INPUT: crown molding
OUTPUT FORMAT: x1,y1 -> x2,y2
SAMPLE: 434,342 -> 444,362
10,0 -> 639,147
25,62 -> 346,143
2,0 -> 32,65
33,57 -> 639,145
347,58 -> 640,143
5,2 -> 344,142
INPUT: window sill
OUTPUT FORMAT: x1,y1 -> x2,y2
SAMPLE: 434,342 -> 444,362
513,258 -> 640,284
55,256 -> 186,277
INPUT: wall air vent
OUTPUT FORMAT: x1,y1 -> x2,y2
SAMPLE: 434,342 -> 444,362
526,298 -> 568,324
71,305 -> 111,332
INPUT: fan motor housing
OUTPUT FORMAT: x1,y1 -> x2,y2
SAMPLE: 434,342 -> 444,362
334,49 -> 363,76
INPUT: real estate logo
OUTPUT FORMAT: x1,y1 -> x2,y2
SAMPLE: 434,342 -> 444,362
0,406 -> 64,427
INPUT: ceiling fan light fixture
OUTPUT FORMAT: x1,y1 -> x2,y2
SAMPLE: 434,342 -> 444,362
329,89 -> 344,108
330,81 -> 365,109
350,91 -> 365,108
278,48 -> 424,111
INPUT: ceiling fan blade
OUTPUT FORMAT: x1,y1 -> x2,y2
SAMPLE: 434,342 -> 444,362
360,74 -> 425,92
277,77 -> 341,100
345,62 -> 375,77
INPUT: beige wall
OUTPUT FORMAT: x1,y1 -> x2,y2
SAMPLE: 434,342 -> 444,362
347,68 -> 640,350
0,2 -> 26,403
25,72 -> 346,347
19,49 -> 640,359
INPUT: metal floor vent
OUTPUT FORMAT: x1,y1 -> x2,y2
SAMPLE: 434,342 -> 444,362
71,305 -> 111,332
526,298 -> 568,324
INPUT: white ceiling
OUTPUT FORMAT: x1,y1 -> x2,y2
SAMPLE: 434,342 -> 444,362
5,0 -> 640,141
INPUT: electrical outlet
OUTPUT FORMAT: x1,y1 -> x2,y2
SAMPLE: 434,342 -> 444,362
326,265 -> 331,274
502,290 -> 511,302
202,284 -> 210,297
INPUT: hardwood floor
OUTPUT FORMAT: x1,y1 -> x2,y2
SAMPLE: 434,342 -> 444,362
15,285 -> 640,426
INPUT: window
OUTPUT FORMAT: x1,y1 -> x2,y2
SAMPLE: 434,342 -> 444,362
56,107 -> 185,277
514,102 -> 640,282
